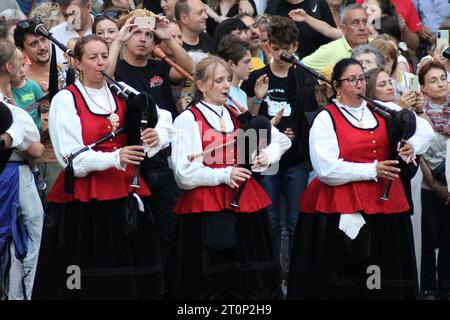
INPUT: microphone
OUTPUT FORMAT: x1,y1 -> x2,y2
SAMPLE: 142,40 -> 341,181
34,22 -> 74,57
280,52 -> 332,85
443,46 -> 450,60
152,46 -> 194,82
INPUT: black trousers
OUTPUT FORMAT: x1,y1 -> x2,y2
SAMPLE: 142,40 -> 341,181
145,167 -> 180,272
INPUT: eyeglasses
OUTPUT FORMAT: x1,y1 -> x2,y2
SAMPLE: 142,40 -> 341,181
338,75 -> 367,86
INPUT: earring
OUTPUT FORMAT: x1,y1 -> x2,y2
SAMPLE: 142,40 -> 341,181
79,70 -> 83,82
336,91 -> 341,101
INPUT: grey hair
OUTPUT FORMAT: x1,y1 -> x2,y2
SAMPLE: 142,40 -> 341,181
351,44 -> 385,68
341,4 -> 364,25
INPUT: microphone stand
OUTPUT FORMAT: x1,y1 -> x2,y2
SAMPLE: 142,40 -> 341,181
34,22 -> 74,58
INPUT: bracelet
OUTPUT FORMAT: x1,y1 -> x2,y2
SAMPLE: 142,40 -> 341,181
251,97 -> 263,105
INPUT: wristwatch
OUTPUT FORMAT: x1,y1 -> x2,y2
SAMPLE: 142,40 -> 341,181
252,97 -> 263,105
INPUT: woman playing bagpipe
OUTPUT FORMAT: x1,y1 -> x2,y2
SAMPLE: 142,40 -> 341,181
287,58 -> 433,300
168,55 -> 292,299
32,35 -> 173,299
364,67 -> 435,212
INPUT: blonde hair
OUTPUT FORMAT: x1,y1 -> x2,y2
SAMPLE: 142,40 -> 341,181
192,55 -> 232,102
117,8 -> 155,29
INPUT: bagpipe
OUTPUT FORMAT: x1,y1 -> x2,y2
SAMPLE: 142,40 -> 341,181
30,19 -> 159,232
280,52 -> 418,201
186,94 -> 272,208
150,45 -> 273,208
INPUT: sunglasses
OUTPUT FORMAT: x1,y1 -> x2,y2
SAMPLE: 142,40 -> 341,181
17,17 -> 42,31
95,11 -> 120,20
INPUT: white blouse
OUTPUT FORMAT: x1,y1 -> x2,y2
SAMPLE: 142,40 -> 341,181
171,101 -> 292,190
49,80 -> 173,177
309,99 -> 434,186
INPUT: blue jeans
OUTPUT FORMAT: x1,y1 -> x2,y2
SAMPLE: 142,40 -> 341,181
260,161 -> 310,268
421,189 -> 450,299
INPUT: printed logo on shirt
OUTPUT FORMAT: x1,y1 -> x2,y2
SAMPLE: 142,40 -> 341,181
19,92 -> 36,104
149,75 -> 163,88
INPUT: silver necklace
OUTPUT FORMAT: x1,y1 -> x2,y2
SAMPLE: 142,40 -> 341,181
81,82 -> 119,131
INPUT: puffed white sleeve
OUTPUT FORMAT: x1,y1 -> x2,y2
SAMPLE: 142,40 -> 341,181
379,101 -> 435,155
49,90 -> 123,177
171,110 -> 233,190
144,106 -> 174,158
6,104 -> 40,151
309,110 -> 378,186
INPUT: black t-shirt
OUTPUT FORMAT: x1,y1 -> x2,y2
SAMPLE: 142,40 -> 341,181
206,0 -> 257,36
182,32 -> 215,56
274,0 -> 336,59
142,0 -> 163,14
115,59 -> 176,169
115,58 -> 178,120
241,65 -> 314,169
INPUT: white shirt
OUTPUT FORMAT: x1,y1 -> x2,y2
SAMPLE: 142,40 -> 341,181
309,99 -> 434,186
49,17 -> 93,64
171,101 -> 292,190
49,80 -> 173,177
1,93 -> 40,152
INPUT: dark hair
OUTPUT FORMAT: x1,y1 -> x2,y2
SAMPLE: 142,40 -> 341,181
73,34 -> 108,60
92,15 -> 118,34
175,0 -> 190,22
213,18 -> 248,50
418,61 -> 447,85
13,18 -> 43,49
332,58 -> 364,88
268,15 -> 298,46
216,34 -> 250,64
365,67 -> 388,99
377,0 -> 397,17
375,16 -> 401,42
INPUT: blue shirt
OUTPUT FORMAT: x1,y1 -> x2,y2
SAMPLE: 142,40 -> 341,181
227,85 -> 249,111
412,0 -> 450,34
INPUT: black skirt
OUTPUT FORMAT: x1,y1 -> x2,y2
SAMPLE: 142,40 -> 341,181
166,209 -> 281,299
287,212 -> 419,300
32,197 -> 164,300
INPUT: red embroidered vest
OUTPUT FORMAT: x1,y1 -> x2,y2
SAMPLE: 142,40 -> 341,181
173,105 -> 272,214
300,103 -> 410,214
47,84 -> 150,203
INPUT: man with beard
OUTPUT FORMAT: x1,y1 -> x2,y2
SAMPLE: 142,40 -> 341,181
50,0 -> 94,64
301,4 -> 370,73
14,19 -> 63,198
238,14 -> 266,71
14,21 -> 52,94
